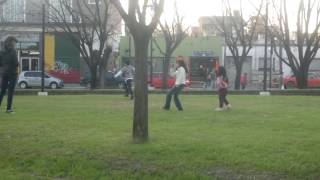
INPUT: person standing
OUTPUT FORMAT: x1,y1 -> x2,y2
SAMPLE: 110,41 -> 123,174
0,36 -> 19,114
240,73 -> 248,90
209,69 -> 216,89
205,67 -> 211,89
215,66 -> 231,111
115,60 -> 135,100
199,64 -> 207,89
163,56 -> 188,111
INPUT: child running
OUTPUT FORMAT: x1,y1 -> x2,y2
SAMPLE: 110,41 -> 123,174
215,66 -> 231,111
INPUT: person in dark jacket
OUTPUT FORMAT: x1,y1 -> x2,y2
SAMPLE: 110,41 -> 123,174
0,36 -> 19,114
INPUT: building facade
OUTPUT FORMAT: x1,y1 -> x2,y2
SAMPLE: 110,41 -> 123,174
0,0 -> 121,83
119,36 -> 223,86
1,0 -> 25,22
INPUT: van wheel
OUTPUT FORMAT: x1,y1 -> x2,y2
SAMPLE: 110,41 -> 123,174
50,82 -> 58,89
19,82 -> 28,89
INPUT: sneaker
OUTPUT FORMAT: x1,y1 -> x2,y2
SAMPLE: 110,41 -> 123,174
215,107 -> 224,112
6,110 -> 15,114
226,104 -> 232,109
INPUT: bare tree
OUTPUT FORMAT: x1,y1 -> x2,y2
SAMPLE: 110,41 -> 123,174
0,0 -> 7,5
0,0 -> 8,22
110,0 -> 164,143
272,0 -> 320,89
46,0 -> 118,89
154,2 -> 188,89
215,0 -> 263,90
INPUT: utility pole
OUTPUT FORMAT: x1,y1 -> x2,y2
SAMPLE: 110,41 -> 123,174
279,0 -> 284,89
41,4 -> 45,92
263,1 -> 269,91
279,41 -> 283,89
269,37 -> 274,89
149,37 -> 153,86
38,3 -> 47,96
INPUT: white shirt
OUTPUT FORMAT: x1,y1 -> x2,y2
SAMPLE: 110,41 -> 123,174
115,65 -> 135,81
175,66 -> 186,86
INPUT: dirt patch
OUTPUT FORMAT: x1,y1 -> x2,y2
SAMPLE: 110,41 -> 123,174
106,158 -> 158,174
206,167 -> 290,180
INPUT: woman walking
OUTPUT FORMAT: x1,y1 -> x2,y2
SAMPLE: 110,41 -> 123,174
215,66 -> 231,111
163,56 -> 188,111
0,36 -> 19,114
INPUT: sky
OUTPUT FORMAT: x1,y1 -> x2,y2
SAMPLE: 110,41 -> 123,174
119,0 -> 305,27
163,0 -> 303,26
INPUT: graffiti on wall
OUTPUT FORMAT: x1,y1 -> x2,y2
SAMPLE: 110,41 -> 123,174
49,60 -> 81,83
54,61 -> 72,74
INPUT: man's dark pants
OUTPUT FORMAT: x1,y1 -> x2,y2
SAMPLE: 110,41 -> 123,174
0,73 -> 17,111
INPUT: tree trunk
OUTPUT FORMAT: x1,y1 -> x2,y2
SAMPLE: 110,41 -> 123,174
99,64 -> 106,89
234,59 -> 243,90
162,54 -> 171,90
90,67 -> 98,89
234,68 -> 242,90
132,35 -> 150,143
295,65 -> 309,89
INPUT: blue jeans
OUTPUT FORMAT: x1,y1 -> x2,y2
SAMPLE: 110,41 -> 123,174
124,79 -> 133,98
0,74 -> 17,111
164,84 -> 185,111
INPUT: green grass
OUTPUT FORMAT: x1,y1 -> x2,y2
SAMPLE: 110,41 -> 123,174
0,95 -> 320,180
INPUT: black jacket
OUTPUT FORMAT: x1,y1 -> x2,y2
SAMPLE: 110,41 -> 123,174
0,48 -> 18,75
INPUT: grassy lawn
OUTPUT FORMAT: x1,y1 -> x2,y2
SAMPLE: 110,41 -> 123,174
0,95 -> 320,179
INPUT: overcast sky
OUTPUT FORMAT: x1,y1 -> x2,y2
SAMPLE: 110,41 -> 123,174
119,0 -> 308,27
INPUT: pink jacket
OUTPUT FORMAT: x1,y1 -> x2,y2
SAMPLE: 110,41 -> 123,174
216,76 -> 228,90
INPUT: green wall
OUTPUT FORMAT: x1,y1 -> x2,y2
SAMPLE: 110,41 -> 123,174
119,36 -> 223,60
55,33 -> 80,69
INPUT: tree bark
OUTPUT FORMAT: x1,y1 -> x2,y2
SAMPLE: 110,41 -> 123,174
99,64 -> 106,89
234,64 -> 242,90
132,34 -> 150,143
162,54 -> 171,90
234,69 -> 242,90
232,56 -> 243,90
295,64 -> 309,89
90,67 -> 98,89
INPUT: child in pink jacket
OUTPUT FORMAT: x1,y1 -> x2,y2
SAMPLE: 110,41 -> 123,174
215,66 -> 231,111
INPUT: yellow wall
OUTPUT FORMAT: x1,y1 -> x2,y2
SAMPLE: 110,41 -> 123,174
45,34 -> 55,70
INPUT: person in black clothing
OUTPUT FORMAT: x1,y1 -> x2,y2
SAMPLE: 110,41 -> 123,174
0,36 -> 19,114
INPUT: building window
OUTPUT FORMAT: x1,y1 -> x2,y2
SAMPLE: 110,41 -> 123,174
2,0 -> 26,22
258,57 -> 276,71
310,58 -> 320,71
49,0 -> 72,23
